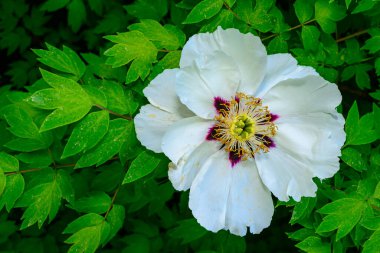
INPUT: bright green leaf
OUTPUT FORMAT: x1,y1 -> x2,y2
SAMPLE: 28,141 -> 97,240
341,147 -> 368,171
0,152 -> 19,172
362,28 -> 380,54
317,198 -> 366,241
104,31 -> 158,83
16,168 -> 68,229
315,0 -> 346,34
294,0 -> 314,23
0,173 -> 25,211
363,229 -> 380,253
183,0 -> 224,24
296,236 -> 330,253
64,213 -> 110,253
128,19 -> 185,50
27,69 -> 92,131
302,26 -> 320,51
62,111 -> 109,159
33,44 -> 86,79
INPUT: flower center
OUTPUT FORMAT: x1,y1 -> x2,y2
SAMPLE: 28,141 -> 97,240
230,114 -> 256,141
207,93 -> 277,165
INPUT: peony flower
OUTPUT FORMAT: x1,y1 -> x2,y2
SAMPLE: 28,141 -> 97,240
134,27 -> 345,236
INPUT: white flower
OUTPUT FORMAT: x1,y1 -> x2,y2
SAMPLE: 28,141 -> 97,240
134,27 -> 346,236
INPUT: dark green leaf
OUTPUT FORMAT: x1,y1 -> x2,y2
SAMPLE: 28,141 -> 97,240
75,119 -> 133,168
122,151 -> 160,184
70,192 -> 111,214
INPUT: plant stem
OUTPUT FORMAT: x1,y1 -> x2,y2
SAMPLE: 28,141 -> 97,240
336,29 -> 369,43
95,104 -> 132,120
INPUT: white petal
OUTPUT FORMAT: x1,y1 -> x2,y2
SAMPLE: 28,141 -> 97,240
189,150 -> 233,233
161,116 -> 214,164
255,147 -> 318,202
255,53 -> 318,97
176,51 -> 240,119
181,27 -> 267,96
143,68 -> 193,117
273,112 -> 345,179
262,75 -> 342,116
168,141 -> 220,191
225,160 -> 274,235
134,105 -> 182,153
189,150 -> 274,236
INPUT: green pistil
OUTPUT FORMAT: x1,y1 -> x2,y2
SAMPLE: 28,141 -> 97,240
231,115 -> 255,140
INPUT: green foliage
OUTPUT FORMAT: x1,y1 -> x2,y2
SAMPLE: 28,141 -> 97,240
1,0 -> 380,252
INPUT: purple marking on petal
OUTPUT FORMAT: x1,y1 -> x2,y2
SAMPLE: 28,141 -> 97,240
214,97 -> 229,114
229,151 -> 241,167
270,113 -> 279,121
263,136 -> 276,148
206,126 -> 218,141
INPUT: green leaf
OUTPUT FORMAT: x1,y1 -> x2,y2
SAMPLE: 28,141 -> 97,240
0,173 -> 25,211
98,80 -> 138,115
70,192 -> 111,214
294,0 -> 314,23
67,0 -> 86,33
104,205 -> 125,245
341,147 -> 368,171
248,0 -> 275,32
345,101 -> 378,145
302,26 -> 320,51
62,111 -> 109,159
315,0 -> 346,34
91,163 -> 124,192
317,198 -> 366,241
33,44 -> 86,79
362,28 -> 380,54
200,9 -> 234,33
75,119 -> 133,168
267,36 -> 288,54
342,64 -> 372,90
16,168 -> 68,229
122,151 -> 160,184
0,169 -> 5,197
104,31 -> 158,83
363,229 -> 380,253
183,0 -> 224,24
128,19 -> 185,50
27,70 -> 92,131
290,197 -> 317,225
40,0 -> 69,11
124,0 -> 168,20
2,105 -> 52,151
150,51 -> 181,79
296,236 -> 330,253
168,219 -> 207,244
352,0 -> 377,14
64,213 -> 111,253
0,152 -> 19,172
2,104 -> 40,138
